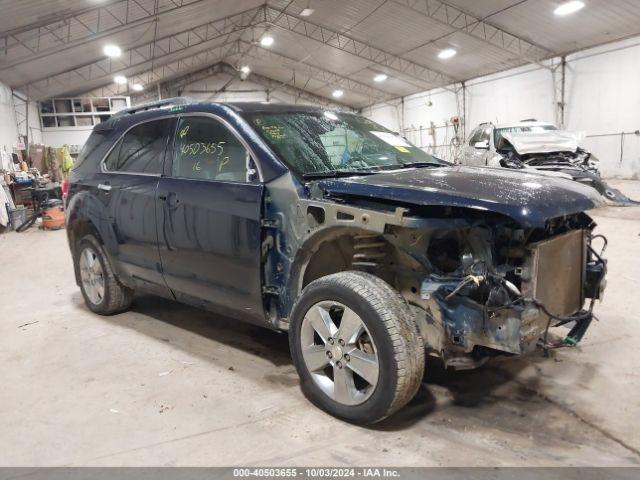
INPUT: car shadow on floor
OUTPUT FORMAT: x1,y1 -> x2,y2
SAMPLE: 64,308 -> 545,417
84,292 -> 552,431
371,356 -> 535,431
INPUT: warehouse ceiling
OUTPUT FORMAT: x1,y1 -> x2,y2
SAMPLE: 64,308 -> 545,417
1,0 -> 640,108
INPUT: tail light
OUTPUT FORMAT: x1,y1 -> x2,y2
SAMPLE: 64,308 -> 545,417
61,178 -> 69,204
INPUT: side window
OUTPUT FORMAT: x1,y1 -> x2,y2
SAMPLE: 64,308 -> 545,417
478,126 -> 491,143
172,116 -> 251,182
104,119 -> 170,174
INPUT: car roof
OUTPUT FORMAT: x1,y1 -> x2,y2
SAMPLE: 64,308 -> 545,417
493,121 -> 557,129
98,98 -> 346,133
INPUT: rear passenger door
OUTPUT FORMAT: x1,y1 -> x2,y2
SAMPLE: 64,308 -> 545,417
98,118 -> 173,296
156,114 -> 265,323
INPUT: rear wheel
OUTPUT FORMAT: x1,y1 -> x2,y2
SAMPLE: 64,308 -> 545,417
76,235 -> 133,315
289,271 -> 424,424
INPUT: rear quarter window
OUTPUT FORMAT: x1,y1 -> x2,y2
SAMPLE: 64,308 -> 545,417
103,119 -> 171,174
73,131 -> 110,171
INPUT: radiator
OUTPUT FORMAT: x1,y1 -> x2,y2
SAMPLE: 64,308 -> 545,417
526,229 -> 586,317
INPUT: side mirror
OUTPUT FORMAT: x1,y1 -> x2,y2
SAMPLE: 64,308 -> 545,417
474,140 -> 489,150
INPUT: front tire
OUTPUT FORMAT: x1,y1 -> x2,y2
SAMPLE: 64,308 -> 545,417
76,234 -> 133,315
289,271 -> 425,424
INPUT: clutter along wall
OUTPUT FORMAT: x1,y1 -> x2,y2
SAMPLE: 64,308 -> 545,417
362,36 -> 640,179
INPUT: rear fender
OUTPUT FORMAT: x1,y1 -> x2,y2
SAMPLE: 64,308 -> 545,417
65,190 -> 131,286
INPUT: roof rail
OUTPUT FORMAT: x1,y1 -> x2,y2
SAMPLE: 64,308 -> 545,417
114,97 -> 193,117
520,118 -> 538,122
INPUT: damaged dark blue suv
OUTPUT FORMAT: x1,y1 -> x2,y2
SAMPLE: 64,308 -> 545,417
66,98 -> 607,424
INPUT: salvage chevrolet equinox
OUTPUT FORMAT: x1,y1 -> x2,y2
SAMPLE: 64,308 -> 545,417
66,98 -> 607,424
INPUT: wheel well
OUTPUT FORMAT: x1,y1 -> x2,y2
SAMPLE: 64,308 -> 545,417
67,218 -> 102,286
300,229 -> 425,307
67,219 -> 99,254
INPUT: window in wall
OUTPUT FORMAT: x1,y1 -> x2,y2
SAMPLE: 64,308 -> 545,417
172,116 -> 250,182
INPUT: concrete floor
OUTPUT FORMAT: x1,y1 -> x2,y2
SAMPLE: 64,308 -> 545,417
1,180 -> 639,467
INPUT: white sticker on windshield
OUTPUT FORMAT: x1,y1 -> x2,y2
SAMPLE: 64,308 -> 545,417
370,131 -> 411,148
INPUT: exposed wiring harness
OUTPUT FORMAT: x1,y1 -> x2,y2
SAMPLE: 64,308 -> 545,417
444,274 -> 484,301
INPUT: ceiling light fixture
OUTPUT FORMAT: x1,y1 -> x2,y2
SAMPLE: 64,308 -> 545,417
240,65 -> 251,74
132,83 -> 144,92
260,35 -> 274,47
374,73 -> 388,82
554,0 -> 585,16
103,44 -> 122,58
438,48 -> 457,59
332,89 -> 344,98
300,8 -> 314,16
113,75 -> 127,85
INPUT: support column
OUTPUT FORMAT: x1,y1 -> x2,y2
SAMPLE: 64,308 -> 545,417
552,56 -> 567,128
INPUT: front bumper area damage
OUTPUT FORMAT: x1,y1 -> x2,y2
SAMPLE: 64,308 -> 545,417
263,169 -> 607,371
416,227 -> 607,370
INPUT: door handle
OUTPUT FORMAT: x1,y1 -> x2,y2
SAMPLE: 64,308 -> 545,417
98,183 -> 112,192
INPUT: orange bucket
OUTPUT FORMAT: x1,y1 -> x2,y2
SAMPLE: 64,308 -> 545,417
42,206 -> 65,230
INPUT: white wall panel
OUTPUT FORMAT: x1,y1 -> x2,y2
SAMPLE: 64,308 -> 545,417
0,83 -> 19,154
566,37 -> 640,178
42,128 -> 93,148
465,64 -> 555,128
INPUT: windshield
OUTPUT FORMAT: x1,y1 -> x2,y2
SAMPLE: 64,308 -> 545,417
494,124 -> 557,149
245,111 -> 446,178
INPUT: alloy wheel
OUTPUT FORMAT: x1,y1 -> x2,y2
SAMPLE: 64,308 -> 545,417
79,246 -> 105,306
300,301 -> 379,406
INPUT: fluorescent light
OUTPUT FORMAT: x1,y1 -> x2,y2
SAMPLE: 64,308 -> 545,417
438,48 -> 457,59
132,83 -> 144,92
300,8 -> 314,16
240,65 -> 251,74
554,1 -> 585,15
374,73 -> 388,82
332,89 -> 344,98
113,75 -> 127,85
260,35 -> 274,47
103,44 -> 122,58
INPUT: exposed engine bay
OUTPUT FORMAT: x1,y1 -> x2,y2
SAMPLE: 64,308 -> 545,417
395,214 -> 608,369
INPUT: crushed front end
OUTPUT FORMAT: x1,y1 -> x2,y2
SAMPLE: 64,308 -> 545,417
406,214 -> 607,369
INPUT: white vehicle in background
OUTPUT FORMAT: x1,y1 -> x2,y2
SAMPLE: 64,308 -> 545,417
459,119 -> 632,203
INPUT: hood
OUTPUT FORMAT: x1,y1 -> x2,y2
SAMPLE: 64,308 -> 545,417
502,130 -> 585,155
316,165 -> 603,228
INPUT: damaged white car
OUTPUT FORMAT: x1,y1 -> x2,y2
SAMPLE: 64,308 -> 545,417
460,120 -> 631,204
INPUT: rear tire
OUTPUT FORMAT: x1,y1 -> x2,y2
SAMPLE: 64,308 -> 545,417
289,271 -> 425,424
76,234 -> 133,315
